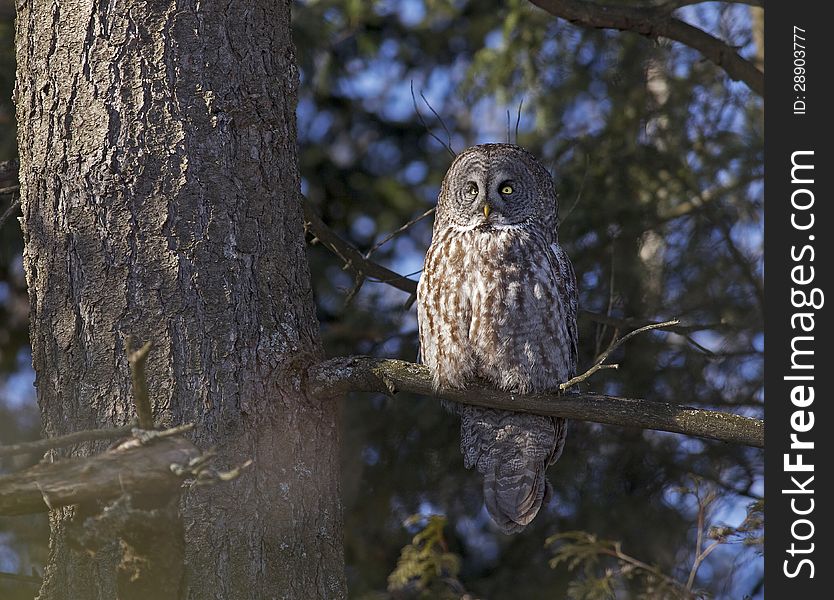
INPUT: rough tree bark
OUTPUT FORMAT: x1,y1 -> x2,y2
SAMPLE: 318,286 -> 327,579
14,0 -> 344,598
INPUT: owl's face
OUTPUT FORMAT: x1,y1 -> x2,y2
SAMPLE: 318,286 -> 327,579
436,144 -> 557,231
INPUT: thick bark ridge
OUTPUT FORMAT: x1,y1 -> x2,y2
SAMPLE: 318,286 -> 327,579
14,0 -> 344,597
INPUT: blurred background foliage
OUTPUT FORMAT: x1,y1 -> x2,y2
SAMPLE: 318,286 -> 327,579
0,0 -> 763,598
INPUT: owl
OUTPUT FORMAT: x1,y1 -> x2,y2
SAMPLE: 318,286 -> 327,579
416,143 -> 578,534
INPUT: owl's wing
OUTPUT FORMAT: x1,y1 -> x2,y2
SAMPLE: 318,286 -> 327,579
550,242 -> 579,377
415,282 -> 424,365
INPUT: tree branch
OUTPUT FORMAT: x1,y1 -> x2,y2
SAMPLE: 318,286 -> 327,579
301,199 -> 762,447
302,199 -> 420,296
0,159 -> 18,186
308,356 -> 763,448
0,571 -> 41,586
560,319 -> 679,390
580,310 -> 725,334
653,0 -> 763,10
365,207 -> 435,259
0,194 -> 20,230
302,196 -> 727,337
528,0 -> 764,96
0,434 -> 202,516
0,424 -> 135,459
0,160 -> 21,229
126,336 -> 155,429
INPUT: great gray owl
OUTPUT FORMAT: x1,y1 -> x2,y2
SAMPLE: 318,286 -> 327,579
416,143 -> 578,534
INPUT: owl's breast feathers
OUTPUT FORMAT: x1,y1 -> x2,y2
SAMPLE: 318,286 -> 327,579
417,225 -> 577,394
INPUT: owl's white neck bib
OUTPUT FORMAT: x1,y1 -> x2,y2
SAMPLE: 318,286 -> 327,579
448,222 -> 529,234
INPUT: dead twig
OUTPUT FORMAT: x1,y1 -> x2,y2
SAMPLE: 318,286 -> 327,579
0,434 -> 202,516
654,0 -> 763,10
0,424 -> 136,459
0,571 -> 41,585
560,319 -> 680,391
560,153 -> 589,225
365,207 -> 435,259
0,194 -> 20,230
126,336 -> 155,429
410,81 -> 456,157
302,198 -> 419,296
515,97 -> 524,144
581,310 -> 725,335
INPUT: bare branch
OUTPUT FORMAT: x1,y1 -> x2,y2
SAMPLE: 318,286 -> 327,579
302,196 -> 730,338
0,195 -> 20,230
601,544 -> 692,596
308,356 -> 764,448
653,0 -> 764,10
655,173 -> 762,226
712,214 -> 765,316
561,319 -> 680,390
0,160 -> 22,229
581,310 -> 725,334
0,571 -> 41,586
560,153 -> 589,225
126,336 -> 155,429
365,207 -> 435,259
420,90 -> 455,156
0,434 -> 202,516
528,0 -> 764,96
0,424 -> 135,459
0,159 -> 18,183
515,97 -> 524,144
410,81 -> 456,158
302,198 -> 420,296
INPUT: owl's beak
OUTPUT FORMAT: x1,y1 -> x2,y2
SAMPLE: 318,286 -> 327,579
483,204 -> 491,218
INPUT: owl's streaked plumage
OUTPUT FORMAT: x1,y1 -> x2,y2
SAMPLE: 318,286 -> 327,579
417,143 -> 578,533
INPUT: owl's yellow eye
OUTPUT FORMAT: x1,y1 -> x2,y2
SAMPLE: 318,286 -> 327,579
501,184 -> 513,195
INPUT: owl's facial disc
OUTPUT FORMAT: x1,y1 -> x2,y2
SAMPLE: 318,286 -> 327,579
441,144 -> 556,231
455,173 -> 525,229
476,169 -> 526,228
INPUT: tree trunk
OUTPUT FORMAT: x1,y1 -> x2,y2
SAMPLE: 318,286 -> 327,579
14,0 -> 344,598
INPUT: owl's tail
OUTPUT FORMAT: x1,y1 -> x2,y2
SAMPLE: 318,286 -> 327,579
460,407 -> 567,534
